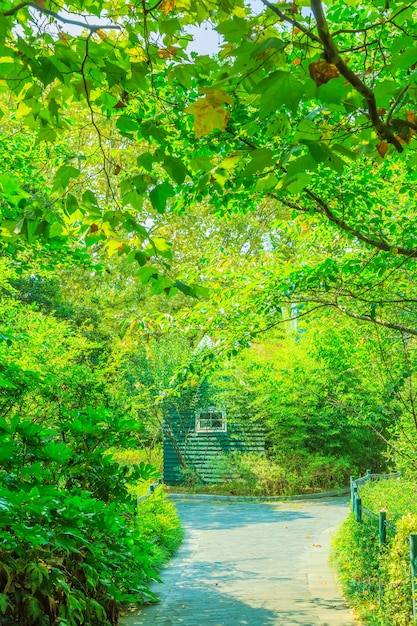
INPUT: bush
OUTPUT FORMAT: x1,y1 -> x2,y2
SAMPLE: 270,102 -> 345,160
281,453 -> 353,492
204,451 -> 352,496
136,488 -> 184,571
211,453 -> 298,496
0,407 -> 163,626
332,478 -> 417,626
380,514 -> 417,626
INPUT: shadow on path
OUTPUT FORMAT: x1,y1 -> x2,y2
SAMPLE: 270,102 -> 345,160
121,497 -> 355,626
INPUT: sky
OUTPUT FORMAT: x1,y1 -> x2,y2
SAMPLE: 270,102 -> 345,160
41,1 -> 268,56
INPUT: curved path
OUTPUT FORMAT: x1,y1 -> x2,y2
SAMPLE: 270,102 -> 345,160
122,496 -> 356,626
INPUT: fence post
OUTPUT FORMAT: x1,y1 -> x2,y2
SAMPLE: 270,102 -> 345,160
350,476 -> 355,508
352,485 -> 358,512
379,511 -> 387,546
355,496 -> 362,523
410,534 -> 417,622
366,469 -> 372,478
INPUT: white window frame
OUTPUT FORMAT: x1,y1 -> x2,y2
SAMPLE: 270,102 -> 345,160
195,407 -> 227,433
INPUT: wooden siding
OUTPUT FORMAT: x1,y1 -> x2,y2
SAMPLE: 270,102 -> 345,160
162,380 -> 265,484
163,418 -> 265,484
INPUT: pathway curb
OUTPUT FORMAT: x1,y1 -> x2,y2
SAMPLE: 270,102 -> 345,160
307,524 -> 356,625
167,487 -> 350,503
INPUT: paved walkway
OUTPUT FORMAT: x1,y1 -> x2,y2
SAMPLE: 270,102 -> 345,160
122,496 -> 356,626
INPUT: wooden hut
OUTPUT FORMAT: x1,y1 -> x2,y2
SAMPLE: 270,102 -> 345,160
162,380 -> 265,485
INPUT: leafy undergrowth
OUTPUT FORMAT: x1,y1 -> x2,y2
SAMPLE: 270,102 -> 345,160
167,452 -> 353,496
0,415 -> 181,626
136,487 -> 184,572
332,477 -> 417,626
111,448 -> 163,497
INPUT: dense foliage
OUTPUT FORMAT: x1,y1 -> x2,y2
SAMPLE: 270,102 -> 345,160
2,0 -> 417,622
0,259 -> 185,625
333,478 -> 417,626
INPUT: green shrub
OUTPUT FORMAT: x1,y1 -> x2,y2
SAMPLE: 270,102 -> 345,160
332,513 -> 381,624
205,451 -> 351,496
136,488 -> 184,571
0,407 -> 162,626
332,478 -> 417,626
112,447 -> 163,473
380,514 -> 417,626
283,453 -> 353,492
211,452 -> 298,496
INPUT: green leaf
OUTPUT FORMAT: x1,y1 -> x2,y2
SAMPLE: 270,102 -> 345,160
241,148 -> 275,177
255,71 -> 305,116
215,17 -> 249,42
149,182 -> 175,213
389,47 -> 417,71
163,156 -> 188,184
305,141 -> 345,173
116,115 -> 140,134
53,166 -> 80,192
137,266 -> 159,284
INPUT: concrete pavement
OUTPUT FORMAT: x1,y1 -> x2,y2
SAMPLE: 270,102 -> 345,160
121,496 -> 355,626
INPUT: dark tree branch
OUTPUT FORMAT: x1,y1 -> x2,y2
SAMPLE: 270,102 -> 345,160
289,189 -> 417,258
2,2 -> 121,31
260,0 -> 321,44
310,0 -> 403,152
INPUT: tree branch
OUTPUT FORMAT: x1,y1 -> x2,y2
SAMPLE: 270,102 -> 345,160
260,0 -> 321,44
310,0 -> 403,152
254,304 -> 329,335
2,2 -> 121,31
296,189 -> 417,258
290,298 -> 417,337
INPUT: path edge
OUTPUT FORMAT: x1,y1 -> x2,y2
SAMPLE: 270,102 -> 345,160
167,487 -> 350,503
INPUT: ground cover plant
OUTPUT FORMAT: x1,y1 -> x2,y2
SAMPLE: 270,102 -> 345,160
333,478 -> 417,626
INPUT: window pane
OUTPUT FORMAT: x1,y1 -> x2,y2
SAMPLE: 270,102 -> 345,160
211,419 -> 223,428
199,419 -> 210,429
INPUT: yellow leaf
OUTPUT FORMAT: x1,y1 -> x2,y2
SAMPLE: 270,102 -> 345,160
96,29 -> 107,40
220,156 -> 240,169
185,91 -> 232,138
126,47 -> 147,62
17,101 -> 32,118
107,240 -> 122,257
161,0 -> 175,14
200,87 -> 233,107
